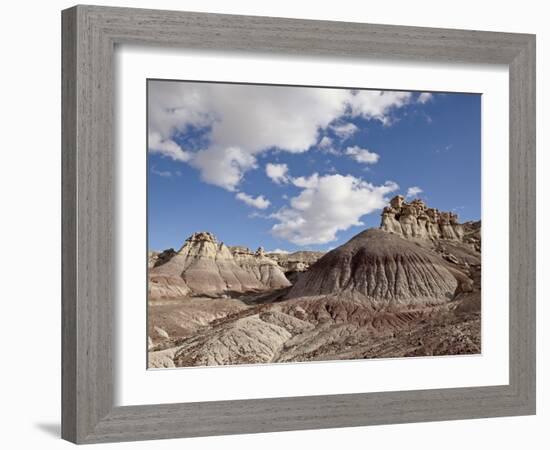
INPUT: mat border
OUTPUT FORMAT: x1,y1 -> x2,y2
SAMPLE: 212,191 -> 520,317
61,5 -> 536,444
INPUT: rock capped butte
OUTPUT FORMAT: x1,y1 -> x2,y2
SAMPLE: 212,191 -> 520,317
288,229 -> 459,304
288,196 -> 479,305
149,231 -> 290,299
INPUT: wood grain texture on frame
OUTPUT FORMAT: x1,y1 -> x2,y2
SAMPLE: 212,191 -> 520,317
61,5 -> 536,444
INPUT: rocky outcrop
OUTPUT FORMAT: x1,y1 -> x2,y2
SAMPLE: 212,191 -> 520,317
171,314 -> 294,366
462,221 -> 482,252
287,229 -> 458,305
149,274 -> 191,299
265,250 -> 325,284
230,246 -> 291,289
381,195 -> 464,241
148,232 -> 289,299
150,248 -> 177,268
148,251 -> 159,269
267,251 -> 324,272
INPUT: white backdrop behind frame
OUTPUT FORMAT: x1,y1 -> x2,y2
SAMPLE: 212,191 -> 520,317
115,45 -> 509,407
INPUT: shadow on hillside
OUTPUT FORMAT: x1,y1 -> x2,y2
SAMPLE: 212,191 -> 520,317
236,286 -> 292,305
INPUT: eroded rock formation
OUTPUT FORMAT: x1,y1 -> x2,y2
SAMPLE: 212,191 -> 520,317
148,251 -> 159,269
266,250 -> 325,283
149,222 -> 482,367
150,248 -> 177,268
267,251 -> 325,272
380,195 -> 464,241
230,245 -> 291,289
148,232 -> 289,299
287,229 -> 459,305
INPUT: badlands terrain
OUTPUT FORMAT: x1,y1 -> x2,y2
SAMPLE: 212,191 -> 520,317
148,195 -> 481,368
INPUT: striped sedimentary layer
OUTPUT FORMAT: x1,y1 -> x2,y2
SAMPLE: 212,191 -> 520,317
149,232 -> 290,299
287,229 -> 458,305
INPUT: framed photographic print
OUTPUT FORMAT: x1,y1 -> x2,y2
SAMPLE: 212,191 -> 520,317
146,80 -> 483,369
62,5 -> 536,444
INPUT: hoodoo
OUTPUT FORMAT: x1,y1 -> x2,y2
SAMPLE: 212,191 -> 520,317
380,195 -> 464,240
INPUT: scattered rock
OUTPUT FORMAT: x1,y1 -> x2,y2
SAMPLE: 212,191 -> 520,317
442,253 -> 460,264
172,315 -> 292,366
154,326 -> 170,339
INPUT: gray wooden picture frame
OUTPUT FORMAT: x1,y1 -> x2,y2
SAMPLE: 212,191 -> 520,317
61,4 -> 536,444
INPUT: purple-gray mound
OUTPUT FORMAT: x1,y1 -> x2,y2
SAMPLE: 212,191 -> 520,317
287,229 -> 458,305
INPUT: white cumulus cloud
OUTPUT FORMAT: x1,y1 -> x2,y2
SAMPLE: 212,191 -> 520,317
236,192 -> 271,210
345,146 -> 380,164
148,82 -> 415,191
348,90 -> 412,125
332,122 -> 359,140
406,186 -> 423,198
271,174 -> 398,245
265,163 -> 290,184
191,146 -> 256,191
148,132 -> 191,162
150,166 -> 173,177
317,136 -> 339,155
269,249 -> 290,254
417,92 -> 433,104
318,136 -> 333,148
292,173 -> 319,189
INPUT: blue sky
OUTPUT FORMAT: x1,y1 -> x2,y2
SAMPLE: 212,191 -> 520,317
148,81 -> 480,253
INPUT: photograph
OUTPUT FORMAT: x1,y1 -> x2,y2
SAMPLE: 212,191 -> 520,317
146,80 -> 482,368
